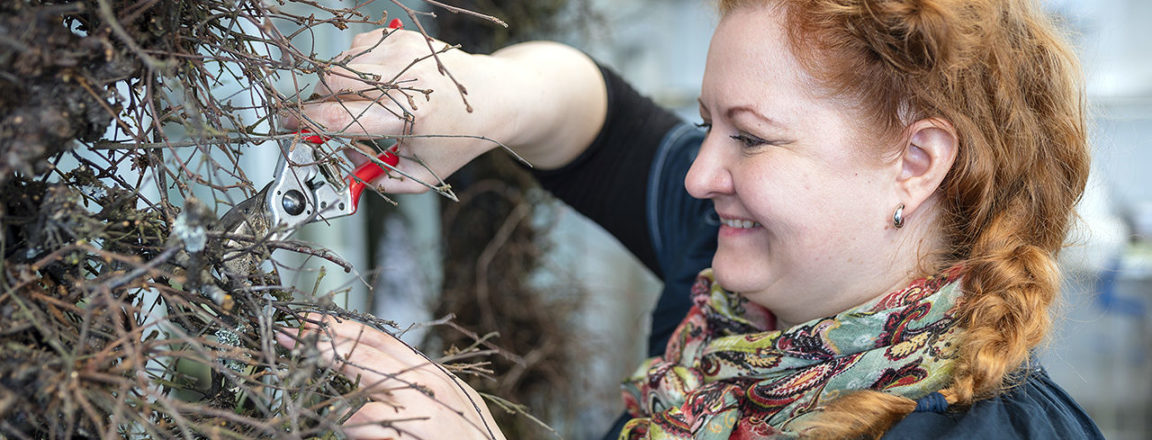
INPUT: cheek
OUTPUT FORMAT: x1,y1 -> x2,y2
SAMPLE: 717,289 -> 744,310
754,169 -> 879,242
739,163 -> 822,224
806,182 -> 889,255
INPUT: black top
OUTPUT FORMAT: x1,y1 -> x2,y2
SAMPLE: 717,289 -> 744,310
530,66 -> 1104,440
531,66 -> 683,278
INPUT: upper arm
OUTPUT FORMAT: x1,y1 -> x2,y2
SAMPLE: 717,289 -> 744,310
529,65 -> 683,276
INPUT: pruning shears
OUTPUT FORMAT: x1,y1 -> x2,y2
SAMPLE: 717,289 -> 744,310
214,131 -> 398,276
213,17 -> 406,276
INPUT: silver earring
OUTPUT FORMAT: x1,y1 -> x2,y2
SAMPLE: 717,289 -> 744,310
893,203 -> 905,229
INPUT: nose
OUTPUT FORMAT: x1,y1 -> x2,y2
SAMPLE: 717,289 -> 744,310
684,135 -> 733,199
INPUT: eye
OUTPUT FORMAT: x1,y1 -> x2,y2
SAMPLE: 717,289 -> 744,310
695,121 -> 712,133
730,133 -> 769,148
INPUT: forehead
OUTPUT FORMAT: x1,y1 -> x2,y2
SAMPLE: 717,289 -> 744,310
702,6 -> 886,155
701,5 -> 823,113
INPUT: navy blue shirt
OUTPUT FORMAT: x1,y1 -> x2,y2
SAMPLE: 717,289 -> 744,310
532,66 -> 1103,440
887,368 -> 1103,439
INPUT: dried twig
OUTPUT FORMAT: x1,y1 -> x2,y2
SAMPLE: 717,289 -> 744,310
0,0 -> 515,437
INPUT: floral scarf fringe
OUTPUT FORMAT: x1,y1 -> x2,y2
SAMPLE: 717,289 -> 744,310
619,266 -> 965,439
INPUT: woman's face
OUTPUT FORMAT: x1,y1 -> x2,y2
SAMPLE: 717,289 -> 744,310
687,5 -> 909,327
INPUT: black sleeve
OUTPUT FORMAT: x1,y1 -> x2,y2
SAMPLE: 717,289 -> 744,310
530,64 -> 683,278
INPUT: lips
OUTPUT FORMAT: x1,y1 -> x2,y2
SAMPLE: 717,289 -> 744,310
719,217 -> 761,229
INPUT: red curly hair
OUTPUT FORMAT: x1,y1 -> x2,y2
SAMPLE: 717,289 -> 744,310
718,0 -> 1090,437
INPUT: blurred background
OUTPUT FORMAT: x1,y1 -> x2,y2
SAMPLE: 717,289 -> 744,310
266,0 -> 1152,438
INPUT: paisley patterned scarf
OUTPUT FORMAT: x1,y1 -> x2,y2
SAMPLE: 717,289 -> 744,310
619,266 -> 965,439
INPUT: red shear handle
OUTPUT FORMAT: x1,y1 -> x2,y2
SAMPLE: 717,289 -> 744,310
298,128 -> 327,144
348,148 -> 400,211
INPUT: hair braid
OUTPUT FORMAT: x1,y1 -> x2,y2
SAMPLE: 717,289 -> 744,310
947,212 -> 1062,403
720,0 -> 1089,437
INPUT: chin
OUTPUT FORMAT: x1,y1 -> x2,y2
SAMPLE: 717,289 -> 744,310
711,253 -> 766,294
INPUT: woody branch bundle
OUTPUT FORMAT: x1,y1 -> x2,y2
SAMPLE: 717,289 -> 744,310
0,1 -> 504,437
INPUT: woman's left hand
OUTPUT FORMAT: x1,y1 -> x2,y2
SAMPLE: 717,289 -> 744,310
276,316 -> 505,440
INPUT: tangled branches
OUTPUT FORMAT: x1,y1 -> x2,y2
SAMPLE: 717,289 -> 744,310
0,0 -> 502,437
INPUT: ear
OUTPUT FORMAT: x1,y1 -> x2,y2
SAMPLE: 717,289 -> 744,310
896,118 -> 958,218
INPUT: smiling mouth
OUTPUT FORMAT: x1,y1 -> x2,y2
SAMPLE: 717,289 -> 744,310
720,218 -> 761,229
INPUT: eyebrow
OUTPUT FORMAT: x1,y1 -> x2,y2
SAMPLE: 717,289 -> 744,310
697,99 -> 783,126
726,105 -> 784,128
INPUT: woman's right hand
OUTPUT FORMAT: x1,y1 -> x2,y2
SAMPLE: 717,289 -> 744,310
283,28 -> 607,194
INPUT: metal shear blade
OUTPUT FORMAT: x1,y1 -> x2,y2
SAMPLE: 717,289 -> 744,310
214,133 -> 398,276
264,140 -> 356,242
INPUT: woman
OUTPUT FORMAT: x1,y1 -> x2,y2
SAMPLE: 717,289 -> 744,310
279,0 -> 1103,438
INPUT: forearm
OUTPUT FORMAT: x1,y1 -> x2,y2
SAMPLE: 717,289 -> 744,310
490,41 -> 607,170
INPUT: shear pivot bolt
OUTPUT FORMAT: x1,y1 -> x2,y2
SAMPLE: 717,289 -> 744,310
282,190 -> 306,216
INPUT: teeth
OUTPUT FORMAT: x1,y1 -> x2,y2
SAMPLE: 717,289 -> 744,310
722,218 -> 760,229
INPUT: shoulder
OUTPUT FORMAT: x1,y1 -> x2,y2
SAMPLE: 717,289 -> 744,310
647,123 -> 712,272
883,369 -> 1104,440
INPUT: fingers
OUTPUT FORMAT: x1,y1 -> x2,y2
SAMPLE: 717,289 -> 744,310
276,320 -> 431,399
350,28 -> 394,50
283,29 -> 431,131
317,320 -> 403,359
340,29 -> 430,67
278,315 -> 427,371
320,29 -> 454,101
312,62 -> 410,100
293,100 -> 409,137
280,100 -> 456,195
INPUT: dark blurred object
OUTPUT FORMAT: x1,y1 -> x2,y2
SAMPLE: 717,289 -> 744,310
433,0 -> 584,53
419,1 -> 595,437
0,1 -> 499,437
